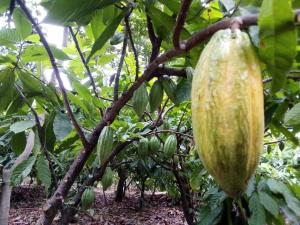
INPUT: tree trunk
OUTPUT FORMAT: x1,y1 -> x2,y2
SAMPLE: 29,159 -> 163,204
0,131 -> 35,225
115,168 -> 127,202
173,170 -> 195,225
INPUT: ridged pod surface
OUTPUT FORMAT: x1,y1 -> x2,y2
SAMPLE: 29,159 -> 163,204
149,136 -> 160,153
163,135 -> 177,158
101,167 -> 114,191
81,187 -> 95,210
138,138 -> 149,158
97,126 -> 114,166
191,29 -> 264,198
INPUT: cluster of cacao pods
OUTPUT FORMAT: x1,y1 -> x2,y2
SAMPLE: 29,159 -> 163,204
191,29 -> 264,198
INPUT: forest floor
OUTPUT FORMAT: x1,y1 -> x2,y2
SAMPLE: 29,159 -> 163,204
9,185 -> 187,225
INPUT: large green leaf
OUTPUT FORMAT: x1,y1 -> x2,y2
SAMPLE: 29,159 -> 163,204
249,193 -> 266,225
11,132 -> 27,155
10,120 -> 35,133
53,112 -> 72,141
43,112 -> 57,151
198,205 -> 222,225
258,191 -> 279,217
87,10 -> 126,62
17,70 -> 43,95
42,0 -> 121,25
11,156 -> 36,186
258,0 -> 297,92
0,29 -> 22,46
22,44 -> 71,62
0,69 -> 15,112
36,155 -> 52,193
13,7 -> 32,39
0,0 -> 9,13
284,102 -> 300,126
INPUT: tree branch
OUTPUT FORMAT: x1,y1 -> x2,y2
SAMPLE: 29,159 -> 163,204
124,13 -> 139,80
68,27 -> 98,98
173,0 -> 192,49
17,0 -> 89,149
146,15 -> 162,62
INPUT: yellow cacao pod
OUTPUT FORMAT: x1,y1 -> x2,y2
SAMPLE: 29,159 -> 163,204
191,29 -> 264,198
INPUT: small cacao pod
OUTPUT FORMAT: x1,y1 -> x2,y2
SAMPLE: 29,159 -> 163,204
163,135 -> 177,158
160,77 -> 177,104
101,167 -> 114,191
110,32 -> 124,45
149,136 -> 160,153
191,29 -> 264,198
97,126 -> 114,166
81,187 -> 95,210
149,80 -> 164,112
132,83 -> 148,117
138,138 -> 149,158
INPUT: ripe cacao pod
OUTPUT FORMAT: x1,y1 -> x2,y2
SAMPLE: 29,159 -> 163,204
81,187 -> 95,210
149,80 -> 164,112
163,135 -> 177,158
149,136 -> 160,153
132,83 -> 149,117
191,29 -> 264,198
101,167 -> 114,191
97,126 -> 114,166
138,138 -> 149,158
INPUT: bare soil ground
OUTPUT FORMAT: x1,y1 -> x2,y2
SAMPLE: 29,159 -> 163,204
9,186 -> 187,225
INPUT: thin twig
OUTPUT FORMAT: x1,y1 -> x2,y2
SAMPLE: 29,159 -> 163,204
124,13 -> 139,80
17,0 -> 89,148
114,26 -> 128,102
68,27 -> 98,98
173,0 -> 192,49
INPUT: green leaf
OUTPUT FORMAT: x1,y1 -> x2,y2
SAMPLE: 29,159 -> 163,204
43,112 -> 56,151
21,44 -> 71,62
0,0 -> 9,13
258,0 -> 297,92
284,102 -> 300,126
13,7 -> 32,39
198,205 -> 222,225
149,80 -> 164,112
36,155 -> 52,193
267,178 -> 300,216
53,112 -> 72,141
42,0 -> 122,25
87,10 -> 125,61
11,132 -> 27,155
0,69 -> 15,112
17,70 -> 43,95
249,193 -> 266,225
10,120 -> 35,133
0,28 -> 22,46
258,191 -> 279,217
11,156 -> 36,186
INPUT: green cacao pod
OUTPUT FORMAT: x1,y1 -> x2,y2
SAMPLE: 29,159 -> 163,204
191,29 -> 264,198
132,83 -> 149,117
97,126 -> 114,166
138,138 -> 149,158
160,77 -> 177,104
149,80 -> 164,112
81,187 -> 95,210
149,136 -> 160,153
101,167 -> 114,191
110,32 -> 124,45
163,135 -> 177,158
